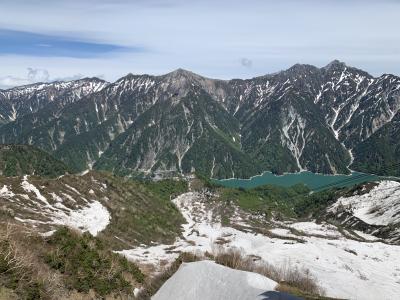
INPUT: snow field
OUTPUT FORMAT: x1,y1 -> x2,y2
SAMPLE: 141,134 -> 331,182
119,191 -> 400,300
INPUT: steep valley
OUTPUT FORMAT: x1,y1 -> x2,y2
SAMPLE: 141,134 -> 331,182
1,170 -> 400,299
1,61 -> 400,300
0,61 -> 399,178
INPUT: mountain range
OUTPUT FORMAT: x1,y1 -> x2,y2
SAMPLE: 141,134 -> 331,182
0,60 -> 399,178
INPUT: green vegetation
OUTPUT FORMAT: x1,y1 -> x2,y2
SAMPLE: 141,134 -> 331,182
91,173 -> 186,248
0,144 -> 70,177
0,241 -> 43,299
0,172 -> 190,298
352,115 -> 400,177
1,64 -> 399,179
194,172 -> 220,189
200,175 -> 342,221
240,96 -> 351,176
0,223 -> 147,299
0,170 -> 187,249
143,178 -> 188,201
217,184 -> 311,218
95,91 -> 261,179
293,189 -> 338,218
45,227 -> 144,297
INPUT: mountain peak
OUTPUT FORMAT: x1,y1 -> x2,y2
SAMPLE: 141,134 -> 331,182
286,63 -> 319,74
324,60 -> 347,70
165,68 -> 196,78
77,77 -> 108,84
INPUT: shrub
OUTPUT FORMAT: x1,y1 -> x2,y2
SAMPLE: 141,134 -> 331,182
211,246 -> 324,297
45,227 -> 144,297
0,223 -> 46,299
138,247 -> 324,299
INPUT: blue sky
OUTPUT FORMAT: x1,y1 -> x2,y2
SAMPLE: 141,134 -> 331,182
0,29 -> 136,58
0,0 -> 399,88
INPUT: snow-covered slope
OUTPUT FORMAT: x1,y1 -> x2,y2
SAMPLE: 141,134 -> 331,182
1,61 -> 399,178
0,78 -> 108,123
325,181 -> 400,243
0,175 -> 110,236
119,190 -> 400,300
153,260 -> 278,300
0,171 -> 187,248
329,181 -> 400,226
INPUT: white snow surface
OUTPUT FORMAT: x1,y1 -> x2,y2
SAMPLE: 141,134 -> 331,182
152,260 -> 277,300
4,176 -> 111,236
52,201 -> 111,236
288,222 -> 341,238
119,191 -> 400,300
329,180 -> 400,225
0,185 -> 15,198
21,175 -> 49,205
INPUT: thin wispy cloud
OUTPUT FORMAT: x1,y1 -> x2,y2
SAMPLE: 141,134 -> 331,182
0,29 -> 143,58
0,68 -> 93,89
0,0 -> 399,87
0,68 -> 49,89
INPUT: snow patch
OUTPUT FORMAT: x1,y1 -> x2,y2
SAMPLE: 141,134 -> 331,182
0,185 -> 15,198
152,260 -> 277,300
53,201 -> 111,236
12,176 -> 110,236
329,181 -> 400,226
281,108 -> 307,171
21,175 -> 50,205
119,191 -> 400,300
288,222 -> 341,238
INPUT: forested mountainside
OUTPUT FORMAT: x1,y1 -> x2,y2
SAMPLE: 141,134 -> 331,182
0,61 -> 399,178
0,78 -> 108,124
352,113 -> 400,177
0,144 -> 69,177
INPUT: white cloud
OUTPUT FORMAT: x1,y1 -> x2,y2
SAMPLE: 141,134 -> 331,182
0,75 -> 31,89
27,68 -> 50,82
53,73 -> 85,82
0,0 -> 400,83
0,68 -> 50,89
0,67 -> 86,89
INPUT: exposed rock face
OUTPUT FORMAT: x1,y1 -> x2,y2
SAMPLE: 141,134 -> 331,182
0,61 -> 399,178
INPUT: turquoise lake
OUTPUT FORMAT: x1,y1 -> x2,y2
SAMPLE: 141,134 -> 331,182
214,171 -> 380,191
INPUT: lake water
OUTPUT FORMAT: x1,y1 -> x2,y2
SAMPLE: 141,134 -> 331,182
214,171 -> 380,191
